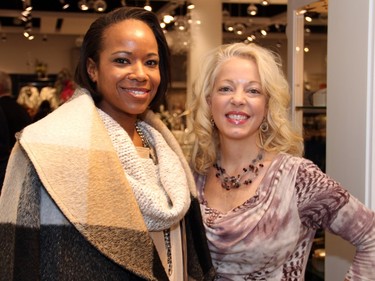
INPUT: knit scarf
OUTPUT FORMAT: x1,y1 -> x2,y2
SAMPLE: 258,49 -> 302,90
98,109 -> 191,231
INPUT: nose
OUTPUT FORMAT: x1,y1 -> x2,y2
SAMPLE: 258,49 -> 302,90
230,90 -> 246,105
127,62 -> 147,81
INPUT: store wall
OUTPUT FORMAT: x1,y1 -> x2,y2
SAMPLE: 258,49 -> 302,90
0,33 -> 79,75
325,0 -> 375,279
0,33 -> 327,93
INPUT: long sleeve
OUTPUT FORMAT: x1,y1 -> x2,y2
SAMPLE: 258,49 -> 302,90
328,195 -> 375,280
296,159 -> 375,280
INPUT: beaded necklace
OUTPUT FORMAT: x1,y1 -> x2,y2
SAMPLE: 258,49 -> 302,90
214,150 -> 264,190
135,120 -> 172,276
135,121 -> 158,164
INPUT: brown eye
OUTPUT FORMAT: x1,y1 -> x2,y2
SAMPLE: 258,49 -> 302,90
114,58 -> 130,64
218,86 -> 232,93
248,88 -> 261,95
146,59 -> 159,67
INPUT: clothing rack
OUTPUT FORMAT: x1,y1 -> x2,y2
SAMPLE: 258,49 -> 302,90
10,74 -> 57,98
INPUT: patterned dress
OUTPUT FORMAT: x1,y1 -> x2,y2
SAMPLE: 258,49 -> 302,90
195,153 -> 375,280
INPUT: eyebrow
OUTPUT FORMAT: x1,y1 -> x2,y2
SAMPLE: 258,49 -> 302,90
111,51 -> 159,57
220,78 -> 261,84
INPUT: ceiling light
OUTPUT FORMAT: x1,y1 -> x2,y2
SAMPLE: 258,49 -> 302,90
21,10 -> 31,17
186,2 -> 195,10
163,15 -> 174,24
94,0 -> 107,12
247,4 -> 258,16
25,5 -> 33,12
174,17 -> 188,31
60,0 -> 70,9
78,0 -> 89,11
305,16 -> 312,22
233,23 -> 246,35
20,10 -> 31,21
224,21 -> 234,32
23,27 -> 32,38
22,0 -> 33,11
247,36 -> 254,42
261,0 -> 269,6
260,29 -> 267,36
144,0 -> 152,11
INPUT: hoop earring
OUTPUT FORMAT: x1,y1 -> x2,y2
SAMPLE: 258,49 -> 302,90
260,120 -> 269,133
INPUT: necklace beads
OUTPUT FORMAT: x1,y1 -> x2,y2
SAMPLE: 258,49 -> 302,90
135,120 -> 171,276
135,120 -> 158,164
214,150 -> 264,190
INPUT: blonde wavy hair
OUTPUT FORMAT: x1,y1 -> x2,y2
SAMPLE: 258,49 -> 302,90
188,42 -> 304,175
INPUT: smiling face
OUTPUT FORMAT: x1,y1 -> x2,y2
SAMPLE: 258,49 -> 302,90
87,19 -> 160,126
209,56 -> 267,143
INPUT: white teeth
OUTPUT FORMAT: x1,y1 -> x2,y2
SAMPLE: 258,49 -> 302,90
227,114 -> 247,120
130,90 -> 145,96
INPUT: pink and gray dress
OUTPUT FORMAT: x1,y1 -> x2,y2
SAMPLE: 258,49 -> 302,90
195,153 -> 375,281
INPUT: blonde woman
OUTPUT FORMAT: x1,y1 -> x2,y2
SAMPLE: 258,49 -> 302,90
188,42 -> 375,280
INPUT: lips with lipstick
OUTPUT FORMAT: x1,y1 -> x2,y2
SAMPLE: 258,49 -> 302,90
226,111 -> 249,124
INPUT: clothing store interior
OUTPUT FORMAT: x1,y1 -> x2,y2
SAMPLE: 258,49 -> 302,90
0,0 -> 373,280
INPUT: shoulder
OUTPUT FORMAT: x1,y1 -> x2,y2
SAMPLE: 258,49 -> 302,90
275,154 -> 322,177
19,89 -> 103,151
292,157 -> 350,228
266,153 -> 305,176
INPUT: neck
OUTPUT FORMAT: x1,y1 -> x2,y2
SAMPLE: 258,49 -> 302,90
97,102 -> 138,136
219,138 -> 260,165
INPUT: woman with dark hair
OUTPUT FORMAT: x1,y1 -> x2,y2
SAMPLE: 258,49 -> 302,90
0,7 -> 214,281
74,7 -> 170,110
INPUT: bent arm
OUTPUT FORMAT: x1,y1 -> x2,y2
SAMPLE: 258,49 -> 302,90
295,159 -> 375,280
328,195 -> 375,281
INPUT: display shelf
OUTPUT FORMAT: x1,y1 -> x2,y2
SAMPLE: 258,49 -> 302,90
296,106 -> 326,114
